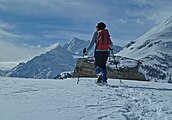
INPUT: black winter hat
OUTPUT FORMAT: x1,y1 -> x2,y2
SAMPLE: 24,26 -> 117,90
96,22 -> 106,30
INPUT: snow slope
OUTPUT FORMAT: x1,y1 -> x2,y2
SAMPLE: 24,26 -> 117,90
0,77 -> 172,120
6,46 -> 76,79
117,16 -> 172,82
118,16 -> 172,59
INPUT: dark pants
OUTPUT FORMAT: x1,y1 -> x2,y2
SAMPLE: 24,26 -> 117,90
94,51 -> 109,82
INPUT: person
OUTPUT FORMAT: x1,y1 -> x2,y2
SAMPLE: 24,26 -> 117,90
83,22 -> 113,84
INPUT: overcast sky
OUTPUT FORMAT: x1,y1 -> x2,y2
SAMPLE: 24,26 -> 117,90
0,0 -> 172,62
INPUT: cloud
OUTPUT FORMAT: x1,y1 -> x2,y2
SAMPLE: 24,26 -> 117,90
0,22 -> 57,62
136,19 -> 144,24
0,40 -> 45,62
43,28 -> 91,42
0,21 -> 15,29
0,0 -> 114,22
0,39 -> 46,70
113,18 -> 144,25
0,21 -> 45,47
129,0 -> 172,23
0,0 -> 110,45
0,0 -> 171,49
148,6 -> 172,24
1,0 -> 171,23
0,29 -> 21,39
0,21 -> 25,43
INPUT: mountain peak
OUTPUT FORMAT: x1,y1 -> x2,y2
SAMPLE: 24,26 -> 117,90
72,37 -> 79,40
63,37 -> 89,55
70,37 -> 84,44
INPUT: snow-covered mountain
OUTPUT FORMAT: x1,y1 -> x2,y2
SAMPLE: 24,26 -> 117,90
63,37 -> 90,55
4,37 -> 122,79
6,45 -> 76,79
117,16 -> 172,82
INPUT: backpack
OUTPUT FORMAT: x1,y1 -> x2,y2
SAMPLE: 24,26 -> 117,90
96,29 -> 110,50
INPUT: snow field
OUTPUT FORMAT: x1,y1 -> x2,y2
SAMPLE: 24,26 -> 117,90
0,77 -> 172,120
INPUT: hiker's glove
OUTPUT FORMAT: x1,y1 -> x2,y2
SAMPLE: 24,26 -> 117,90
109,47 -> 113,51
83,48 -> 88,55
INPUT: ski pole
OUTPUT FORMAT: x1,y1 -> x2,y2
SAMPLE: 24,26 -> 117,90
109,49 -> 126,86
76,61 -> 80,84
77,75 -> 80,84
77,48 -> 87,84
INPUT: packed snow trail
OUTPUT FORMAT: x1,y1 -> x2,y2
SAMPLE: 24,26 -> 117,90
0,77 -> 172,120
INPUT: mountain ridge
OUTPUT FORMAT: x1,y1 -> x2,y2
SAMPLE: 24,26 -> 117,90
117,16 -> 172,82
6,45 -> 76,79
4,37 -> 122,79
